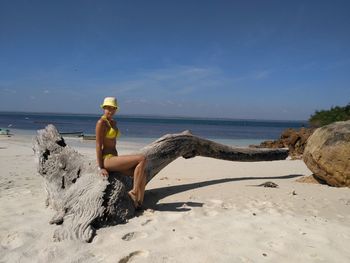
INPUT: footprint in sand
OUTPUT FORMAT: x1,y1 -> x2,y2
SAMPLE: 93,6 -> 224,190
118,250 -> 149,263
203,210 -> 219,217
221,202 -> 234,210
186,235 -> 200,241
141,219 -> 153,226
209,199 -> 223,206
121,231 -> 148,241
206,199 -> 234,210
2,232 -> 24,249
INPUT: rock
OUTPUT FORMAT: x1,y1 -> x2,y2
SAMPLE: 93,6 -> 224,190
251,127 -> 314,159
303,120 -> 350,187
256,181 -> 279,188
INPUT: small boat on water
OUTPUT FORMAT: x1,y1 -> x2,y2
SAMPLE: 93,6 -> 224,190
0,128 -> 11,136
59,131 -> 84,137
82,134 -> 96,140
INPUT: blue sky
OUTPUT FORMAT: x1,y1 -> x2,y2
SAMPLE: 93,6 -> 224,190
0,0 -> 349,120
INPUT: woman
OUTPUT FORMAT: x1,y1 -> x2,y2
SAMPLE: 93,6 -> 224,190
96,97 -> 147,209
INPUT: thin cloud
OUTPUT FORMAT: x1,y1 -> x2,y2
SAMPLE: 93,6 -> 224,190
0,88 -> 17,94
254,70 -> 271,79
105,66 -> 223,97
229,69 -> 273,82
323,59 -> 350,71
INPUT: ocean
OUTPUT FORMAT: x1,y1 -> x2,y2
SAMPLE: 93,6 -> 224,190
0,112 -> 307,146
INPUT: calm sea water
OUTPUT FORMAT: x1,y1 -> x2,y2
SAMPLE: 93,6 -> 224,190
0,112 -> 307,146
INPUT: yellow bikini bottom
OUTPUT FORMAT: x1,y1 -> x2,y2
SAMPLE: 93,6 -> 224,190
102,153 -> 117,160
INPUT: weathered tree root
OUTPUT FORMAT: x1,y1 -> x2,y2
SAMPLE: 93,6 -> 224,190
33,124 -> 288,242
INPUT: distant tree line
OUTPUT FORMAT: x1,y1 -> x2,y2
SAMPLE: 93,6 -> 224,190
309,103 -> 350,127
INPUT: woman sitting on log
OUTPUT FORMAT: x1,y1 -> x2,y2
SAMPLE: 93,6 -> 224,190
96,97 -> 147,209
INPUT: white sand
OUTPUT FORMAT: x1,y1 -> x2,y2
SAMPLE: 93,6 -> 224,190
1,134 -> 350,263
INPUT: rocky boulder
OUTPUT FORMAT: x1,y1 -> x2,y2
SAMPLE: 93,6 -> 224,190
251,127 -> 314,159
303,120 -> 350,187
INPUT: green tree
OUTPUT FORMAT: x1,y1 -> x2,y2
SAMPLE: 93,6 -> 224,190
309,103 -> 350,127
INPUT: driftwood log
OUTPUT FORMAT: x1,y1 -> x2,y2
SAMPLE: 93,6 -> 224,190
33,124 -> 289,242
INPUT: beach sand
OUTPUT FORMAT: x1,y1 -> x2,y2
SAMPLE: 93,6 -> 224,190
1,134 -> 350,263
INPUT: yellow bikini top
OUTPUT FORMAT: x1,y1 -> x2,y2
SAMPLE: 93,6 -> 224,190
101,115 -> 121,139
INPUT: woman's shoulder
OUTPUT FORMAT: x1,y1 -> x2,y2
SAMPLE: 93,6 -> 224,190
96,118 -> 107,128
97,117 -> 116,127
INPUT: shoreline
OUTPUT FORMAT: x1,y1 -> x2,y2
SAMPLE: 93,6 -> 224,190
1,134 -> 349,262
3,128 -> 272,148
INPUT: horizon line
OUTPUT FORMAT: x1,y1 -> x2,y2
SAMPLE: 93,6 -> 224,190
0,110 -> 308,123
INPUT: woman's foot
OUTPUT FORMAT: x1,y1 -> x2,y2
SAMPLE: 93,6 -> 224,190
128,191 -> 142,209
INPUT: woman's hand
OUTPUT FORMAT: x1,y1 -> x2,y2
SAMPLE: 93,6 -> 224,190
99,168 -> 109,177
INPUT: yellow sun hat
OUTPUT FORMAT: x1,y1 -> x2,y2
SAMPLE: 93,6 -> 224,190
100,97 -> 119,110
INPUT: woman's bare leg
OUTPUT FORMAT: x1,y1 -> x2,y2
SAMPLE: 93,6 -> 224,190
133,156 -> 146,203
104,155 -> 147,207
139,171 -> 147,204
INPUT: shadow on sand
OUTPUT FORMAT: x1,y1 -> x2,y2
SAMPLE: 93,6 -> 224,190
143,174 -> 304,212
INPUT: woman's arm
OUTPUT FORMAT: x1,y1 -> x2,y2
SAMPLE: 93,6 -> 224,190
95,119 -> 108,176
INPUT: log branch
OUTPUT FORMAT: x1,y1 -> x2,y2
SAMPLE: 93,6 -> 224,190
33,125 -> 288,242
